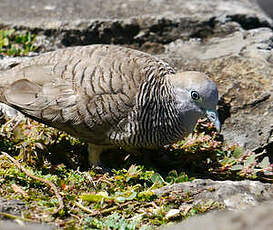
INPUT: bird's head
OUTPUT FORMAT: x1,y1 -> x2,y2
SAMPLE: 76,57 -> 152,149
169,71 -> 221,132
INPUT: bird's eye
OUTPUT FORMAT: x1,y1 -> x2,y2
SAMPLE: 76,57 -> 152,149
191,91 -> 200,101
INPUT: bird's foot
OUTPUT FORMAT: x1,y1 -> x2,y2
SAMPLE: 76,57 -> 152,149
90,164 -> 113,175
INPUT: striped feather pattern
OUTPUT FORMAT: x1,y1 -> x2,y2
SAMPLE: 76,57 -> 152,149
0,45 -> 188,147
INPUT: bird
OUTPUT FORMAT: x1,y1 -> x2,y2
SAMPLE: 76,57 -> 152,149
0,45 -> 220,166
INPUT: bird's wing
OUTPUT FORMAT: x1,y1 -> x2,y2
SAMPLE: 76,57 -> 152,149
3,66 -> 82,126
1,45 -> 144,130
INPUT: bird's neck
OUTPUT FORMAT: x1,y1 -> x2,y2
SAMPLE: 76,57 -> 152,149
133,76 -> 186,146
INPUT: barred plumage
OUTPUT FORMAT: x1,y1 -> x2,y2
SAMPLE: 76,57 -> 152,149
0,45 -> 220,165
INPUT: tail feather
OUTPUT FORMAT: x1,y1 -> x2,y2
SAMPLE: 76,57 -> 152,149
4,79 -> 41,106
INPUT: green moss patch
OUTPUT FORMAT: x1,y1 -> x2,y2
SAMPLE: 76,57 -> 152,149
0,29 -> 38,56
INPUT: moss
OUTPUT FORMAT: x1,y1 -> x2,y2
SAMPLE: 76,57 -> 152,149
0,106 -> 272,229
0,29 -> 38,56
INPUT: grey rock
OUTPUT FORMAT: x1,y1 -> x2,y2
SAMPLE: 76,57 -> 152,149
0,200 -> 55,229
0,0 -> 272,229
0,0 -> 270,27
164,27 -> 273,152
163,201 -> 273,230
154,179 -> 273,210
0,0 -> 271,52
0,222 -> 55,230
0,199 -> 26,216
258,0 -> 273,18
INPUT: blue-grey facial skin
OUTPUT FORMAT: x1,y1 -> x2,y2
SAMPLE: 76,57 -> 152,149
169,71 -> 221,134
206,109 -> 221,132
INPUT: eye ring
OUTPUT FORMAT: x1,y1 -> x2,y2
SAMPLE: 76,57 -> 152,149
191,91 -> 200,101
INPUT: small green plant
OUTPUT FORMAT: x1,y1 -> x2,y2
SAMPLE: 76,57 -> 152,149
0,117 -> 272,229
171,120 -> 273,181
84,213 -> 142,230
0,117 -> 85,166
0,29 -> 38,56
165,170 -> 194,184
217,145 -> 273,179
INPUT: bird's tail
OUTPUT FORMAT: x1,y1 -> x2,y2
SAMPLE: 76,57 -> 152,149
0,68 -> 20,103
0,71 -> 8,103
0,71 -> 6,102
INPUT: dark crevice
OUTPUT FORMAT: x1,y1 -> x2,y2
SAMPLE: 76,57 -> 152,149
189,17 -> 217,39
1,13 -> 272,55
60,19 -> 182,48
0,18 -> 215,50
233,93 -> 271,112
217,97 -> 231,125
254,142 -> 273,163
253,127 -> 273,163
227,14 -> 272,30
246,93 -> 271,107
61,22 -> 141,46
58,18 -> 216,50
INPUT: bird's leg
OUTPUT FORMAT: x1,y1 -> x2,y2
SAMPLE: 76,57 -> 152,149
88,144 -> 116,174
87,143 -> 105,166
87,143 -> 115,167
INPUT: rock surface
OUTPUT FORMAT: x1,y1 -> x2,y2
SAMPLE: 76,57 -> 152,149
163,201 -> 273,230
164,27 -> 273,153
0,0 -> 270,27
258,0 -> 273,18
0,0 -> 273,229
154,179 -> 273,210
0,199 -> 26,216
0,222 -> 54,230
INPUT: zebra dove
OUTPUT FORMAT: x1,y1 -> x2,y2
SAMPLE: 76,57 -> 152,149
0,45 -> 220,165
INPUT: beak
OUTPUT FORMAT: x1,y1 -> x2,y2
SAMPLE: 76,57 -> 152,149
205,109 -> 221,132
